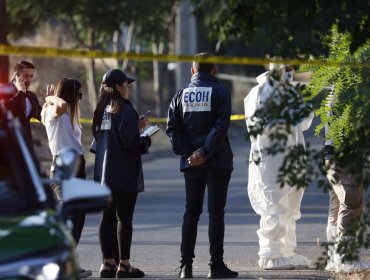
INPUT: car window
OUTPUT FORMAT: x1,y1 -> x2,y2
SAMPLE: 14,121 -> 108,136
0,127 -> 41,215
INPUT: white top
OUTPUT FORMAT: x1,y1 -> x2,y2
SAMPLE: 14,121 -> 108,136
43,106 -> 84,156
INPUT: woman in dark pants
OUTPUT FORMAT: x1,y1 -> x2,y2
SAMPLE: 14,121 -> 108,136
92,69 -> 151,278
41,78 -> 91,278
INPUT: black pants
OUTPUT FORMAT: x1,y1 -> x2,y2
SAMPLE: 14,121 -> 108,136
99,189 -> 138,261
181,168 -> 231,265
51,155 -> 86,245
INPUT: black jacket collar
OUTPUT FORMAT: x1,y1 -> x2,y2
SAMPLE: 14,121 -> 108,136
190,72 -> 219,84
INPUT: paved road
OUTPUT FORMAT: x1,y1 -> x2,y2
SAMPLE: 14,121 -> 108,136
77,131 -> 368,279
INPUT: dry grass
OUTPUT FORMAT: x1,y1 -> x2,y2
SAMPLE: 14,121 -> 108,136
335,270 -> 370,280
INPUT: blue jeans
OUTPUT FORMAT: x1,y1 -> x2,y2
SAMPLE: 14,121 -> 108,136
51,155 -> 86,245
181,168 -> 231,265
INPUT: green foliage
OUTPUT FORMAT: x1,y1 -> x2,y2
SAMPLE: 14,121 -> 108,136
6,0 -> 176,51
6,0 -> 59,38
301,26 -> 359,147
301,26 -> 370,170
256,24 -> 370,265
192,0 -> 370,56
277,144 -> 308,189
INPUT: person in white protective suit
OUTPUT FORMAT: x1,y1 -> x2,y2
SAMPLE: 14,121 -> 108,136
244,64 -> 314,270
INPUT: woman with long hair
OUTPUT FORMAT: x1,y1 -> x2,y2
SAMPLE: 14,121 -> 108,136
41,78 -> 91,278
93,69 -> 150,278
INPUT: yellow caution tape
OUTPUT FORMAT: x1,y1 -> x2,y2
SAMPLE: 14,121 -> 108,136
1,44 -> 370,68
230,115 -> 245,121
31,115 -> 246,123
80,118 -> 92,124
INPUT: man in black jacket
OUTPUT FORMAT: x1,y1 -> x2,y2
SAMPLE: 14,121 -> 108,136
6,61 -> 41,149
166,52 -> 238,279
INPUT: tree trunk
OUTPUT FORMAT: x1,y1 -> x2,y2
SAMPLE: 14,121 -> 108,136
175,1 -> 197,90
112,23 -> 142,113
86,28 -> 97,111
0,0 -> 9,83
121,21 -> 135,71
131,42 -> 141,113
86,59 -> 97,111
112,30 -> 120,69
152,42 -> 165,116
131,70 -> 141,113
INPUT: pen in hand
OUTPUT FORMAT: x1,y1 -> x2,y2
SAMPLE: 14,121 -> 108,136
139,110 -> 151,120
139,110 -> 150,132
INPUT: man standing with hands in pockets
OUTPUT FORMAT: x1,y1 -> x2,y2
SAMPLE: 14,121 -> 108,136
166,52 -> 238,279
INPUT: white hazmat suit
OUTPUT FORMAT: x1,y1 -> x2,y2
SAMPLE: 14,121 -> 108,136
244,70 -> 313,269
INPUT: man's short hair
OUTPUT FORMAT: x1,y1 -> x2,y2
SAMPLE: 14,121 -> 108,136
14,61 -> 35,74
193,52 -> 215,74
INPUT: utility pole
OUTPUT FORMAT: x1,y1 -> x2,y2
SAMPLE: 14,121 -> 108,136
175,1 -> 197,90
0,0 -> 9,83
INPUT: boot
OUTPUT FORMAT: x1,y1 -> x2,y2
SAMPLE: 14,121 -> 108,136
178,263 -> 193,278
207,262 -> 238,278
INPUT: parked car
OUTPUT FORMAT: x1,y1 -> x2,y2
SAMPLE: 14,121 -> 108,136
0,83 -> 111,279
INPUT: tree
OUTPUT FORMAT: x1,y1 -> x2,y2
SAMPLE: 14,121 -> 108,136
248,26 -> 370,267
300,27 -> 370,264
7,0 -> 124,109
191,0 -> 370,266
191,0 -> 370,57
6,0 -> 176,112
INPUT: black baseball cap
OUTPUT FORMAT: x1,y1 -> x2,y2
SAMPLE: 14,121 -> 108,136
102,69 -> 135,87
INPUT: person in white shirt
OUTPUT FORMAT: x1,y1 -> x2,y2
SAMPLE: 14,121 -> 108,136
41,77 -> 91,278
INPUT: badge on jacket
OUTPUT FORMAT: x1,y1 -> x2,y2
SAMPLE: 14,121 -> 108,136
182,87 -> 212,112
101,105 -> 112,130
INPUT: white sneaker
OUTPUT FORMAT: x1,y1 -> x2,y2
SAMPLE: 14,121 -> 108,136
258,256 -> 295,270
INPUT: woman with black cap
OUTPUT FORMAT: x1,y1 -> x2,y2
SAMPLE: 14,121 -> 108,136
92,69 -> 150,278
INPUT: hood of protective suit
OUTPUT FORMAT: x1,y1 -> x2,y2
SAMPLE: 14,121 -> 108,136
244,70 -> 314,178
256,71 -> 269,84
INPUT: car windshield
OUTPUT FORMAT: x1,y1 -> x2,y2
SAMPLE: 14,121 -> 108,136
0,126 -> 41,215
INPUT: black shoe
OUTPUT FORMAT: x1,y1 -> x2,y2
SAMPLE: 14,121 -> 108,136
99,262 -> 117,278
116,263 -> 145,278
207,263 -> 238,279
178,263 -> 193,278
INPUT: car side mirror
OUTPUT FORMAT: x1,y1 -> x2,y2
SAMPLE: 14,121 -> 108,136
54,149 -> 81,180
54,150 -> 112,220
60,178 -> 111,219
